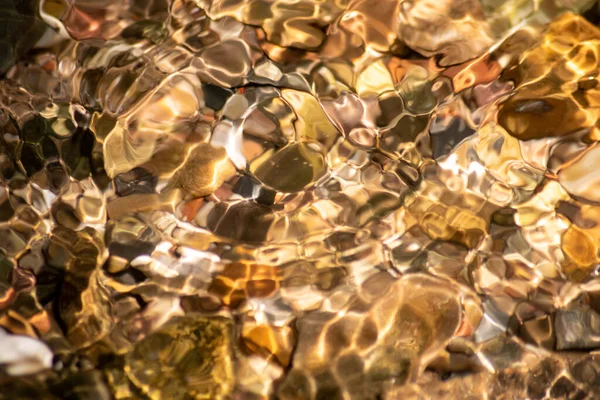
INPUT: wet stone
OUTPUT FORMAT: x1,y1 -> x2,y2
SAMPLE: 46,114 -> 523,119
252,142 -> 327,193
202,83 -> 233,111
555,308 -> 600,350
3,3 -> 600,400
125,315 -> 234,400
170,143 -> 236,198
430,116 -> 476,159
113,167 -> 157,197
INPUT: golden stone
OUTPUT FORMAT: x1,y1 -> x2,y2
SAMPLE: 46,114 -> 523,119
125,316 -> 234,399
171,143 -> 236,197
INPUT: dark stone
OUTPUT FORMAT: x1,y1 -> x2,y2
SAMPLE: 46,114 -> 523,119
376,93 -> 404,127
232,175 -> 277,205
202,83 -> 233,111
0,0 -> 46,76
314,369 -> 344,400
60,128 -> 97,179
256,186 -> 276,206
45,162 -> 69,192
379,114 -> 428,155
582,1 -> 600,26
233,175 -> 259,199
549,376 -> 577,399
79,68 -> 106,111
570,356 -> 600,391
19,143 -> 44,176
526,357 -> 561,399
50,371 -> 112,400
108,240 -> 155,261
114,167 -> 157,196
430,116 -> 476,159
207,201 -> 274,243
35,265 -> 65,306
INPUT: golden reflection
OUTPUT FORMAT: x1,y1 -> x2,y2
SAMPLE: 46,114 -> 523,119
3,1 -> 600,399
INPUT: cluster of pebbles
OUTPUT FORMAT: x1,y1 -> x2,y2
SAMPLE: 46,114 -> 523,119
3,0 -> 600,398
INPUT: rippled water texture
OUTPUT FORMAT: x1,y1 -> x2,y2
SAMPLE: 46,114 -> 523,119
4,0 -> 600,398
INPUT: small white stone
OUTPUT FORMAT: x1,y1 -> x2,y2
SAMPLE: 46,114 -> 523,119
0,329 -> 53,376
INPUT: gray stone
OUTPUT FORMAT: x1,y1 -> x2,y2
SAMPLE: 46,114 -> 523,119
555,308 -> 600,350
